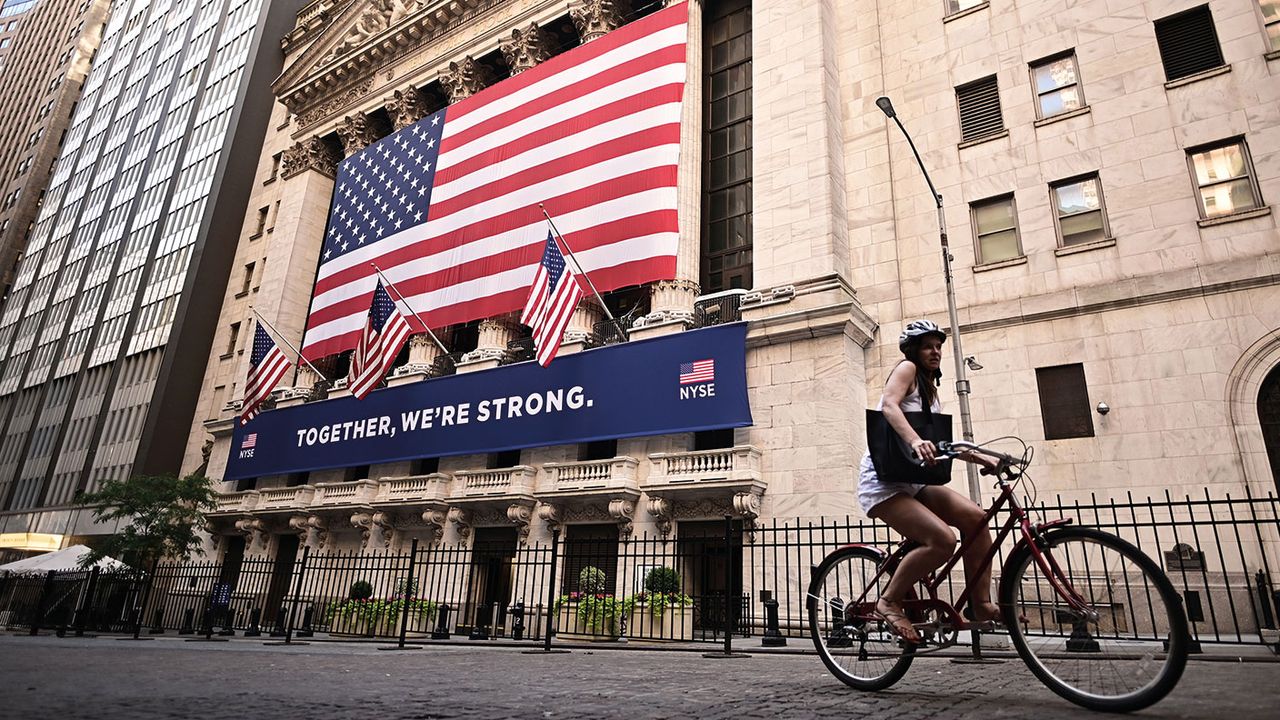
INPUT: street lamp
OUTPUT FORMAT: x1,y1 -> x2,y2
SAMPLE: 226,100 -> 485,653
876,96 -> 981,505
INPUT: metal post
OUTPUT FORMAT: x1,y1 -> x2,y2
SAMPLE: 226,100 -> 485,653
523,528 -> 570,654
380,538 -> 422,651
703,517 -> 749,659
284,546 -> 309,645
74,566 -> 100,637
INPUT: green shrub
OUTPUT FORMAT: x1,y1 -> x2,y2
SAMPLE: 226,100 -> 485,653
349,580 -> 373,600
643,566 -> 681,595
578,566 -> 607,594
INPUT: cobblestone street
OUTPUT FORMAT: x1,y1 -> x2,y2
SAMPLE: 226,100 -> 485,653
0,634 -> 1275,719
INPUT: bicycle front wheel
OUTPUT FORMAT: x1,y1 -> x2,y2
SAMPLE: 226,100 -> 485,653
1000,526 -> 1188,713
807,545 -> 914,691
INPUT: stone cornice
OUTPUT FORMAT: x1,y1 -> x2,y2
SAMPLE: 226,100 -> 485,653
275,0 -> 506,127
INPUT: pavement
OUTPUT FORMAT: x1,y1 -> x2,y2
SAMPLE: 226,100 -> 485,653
0,633 -> 1276,719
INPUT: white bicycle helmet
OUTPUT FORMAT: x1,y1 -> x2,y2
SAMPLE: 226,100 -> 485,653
898,319 -> 946,355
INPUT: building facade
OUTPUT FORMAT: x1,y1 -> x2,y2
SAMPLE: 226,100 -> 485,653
0,0 -> 111,300
0,0 -> 308,552
191,0 -> 1278,578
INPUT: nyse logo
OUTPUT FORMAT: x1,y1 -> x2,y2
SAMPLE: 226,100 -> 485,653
679,382 -> 715,400
240,433 -> 257,459
678,359 -> 716,400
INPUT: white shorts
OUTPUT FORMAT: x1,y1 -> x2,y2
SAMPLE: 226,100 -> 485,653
857,452 -> 925,516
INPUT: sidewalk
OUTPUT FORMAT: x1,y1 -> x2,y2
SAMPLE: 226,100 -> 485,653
0,632 -> 1276,719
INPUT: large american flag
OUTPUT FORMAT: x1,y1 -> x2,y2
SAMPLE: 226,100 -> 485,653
347,280 -> 414,399
242,324 -> 292,425
521,230 -> 586,366
300,3 -> 687,361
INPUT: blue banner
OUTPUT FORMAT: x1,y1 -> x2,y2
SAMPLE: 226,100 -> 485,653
225,323 -> 751,480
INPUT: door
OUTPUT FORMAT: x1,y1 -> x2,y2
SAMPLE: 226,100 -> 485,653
678,519 -> 744,640
1260,364 -> 1280,493
263,535 -> 298,630
465,527 -> 517,634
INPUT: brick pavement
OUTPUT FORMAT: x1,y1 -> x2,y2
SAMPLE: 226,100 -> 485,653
0,634 -> 1274,719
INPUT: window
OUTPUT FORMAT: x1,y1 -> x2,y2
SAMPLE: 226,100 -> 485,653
1186,139 -> 1263,218
344,465 -> 370,482
578,439 -> 617,461
1036,364 -> 1094,440
235,477 -> 257,491
701,0 -> 753,294
970,195 -> 1021,263
1263,1 -> 1280,52
945,0 -> 985,14
286,471 -> 310,487
253,206 -> 268,235
410,457 -> 439,475
267,152 -> 281,182
693,428 -> 734,450
1030,52 -> 1085,119
1051,174 -> 1110,246
488,449 -> 521,468
239,262 -> 254,295
956,75 -> 1003,142
0,38 -> 9,49
1154,5 -> 1224,81
225,322 -> 240,355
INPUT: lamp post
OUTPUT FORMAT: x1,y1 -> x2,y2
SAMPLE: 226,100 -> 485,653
876,96 -> 981,505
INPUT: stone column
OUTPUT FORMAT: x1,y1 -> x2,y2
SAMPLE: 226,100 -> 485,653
335,112 -> 377,157
439,56 -> 495,103
558,297 -> 605,357
388,333 -> 444,386
569,0 -> 626,43
498,23 -> 554,74
634,0 -> 703,338
459,315 -> 516,372
386,87 -> 431,131
262,137 -> 341,395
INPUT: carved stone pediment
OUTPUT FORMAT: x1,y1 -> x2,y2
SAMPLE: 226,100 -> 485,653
273,0 -> 491,127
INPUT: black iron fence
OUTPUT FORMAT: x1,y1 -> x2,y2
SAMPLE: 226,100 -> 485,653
2,491 -> 1276,651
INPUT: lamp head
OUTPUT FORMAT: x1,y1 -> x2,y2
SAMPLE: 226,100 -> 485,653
875,96 -> 896,119
964,356 -> 983,372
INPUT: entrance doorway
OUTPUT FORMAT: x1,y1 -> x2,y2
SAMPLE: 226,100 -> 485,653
677,519 -> 744,640
464,527 -> 518,635
263,535 -> 298,629
1259,364 -> 1280,493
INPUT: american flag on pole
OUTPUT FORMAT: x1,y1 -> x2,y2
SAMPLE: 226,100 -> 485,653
348,280 -> 414,399
241,324 -> 292,425
300,3 -> 687,361
521,230 -> 587,366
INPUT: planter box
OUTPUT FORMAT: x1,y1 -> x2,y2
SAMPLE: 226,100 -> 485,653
555,603 -> 619,641
627,604 -> 692,641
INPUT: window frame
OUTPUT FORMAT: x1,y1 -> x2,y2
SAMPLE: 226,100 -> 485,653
1262,0 -> 1280,53
1028,50 -> 1086,120
969,193 -> 1023,265
1153,4 -> 1226,82
1049,173 -> 1112,248
955,74 -> 1004,143
1184,137 -> 1264,220
944,0 -> 987,17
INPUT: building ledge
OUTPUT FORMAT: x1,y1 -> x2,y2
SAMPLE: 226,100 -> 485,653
1197,206 -> 1270,228
1055,237 -> 1116,257
1034,105 -> 1091,128
1164,64 -> 1230,90
972,255 -> 1028,273
958,129 -> 1008,150
942,2 -> 989,24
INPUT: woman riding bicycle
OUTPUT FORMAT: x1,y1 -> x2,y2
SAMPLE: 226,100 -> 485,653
858,319 -> 998,643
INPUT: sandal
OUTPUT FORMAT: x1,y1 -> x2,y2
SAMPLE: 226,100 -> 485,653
874,598 -> 921,645
964,603 -> 1028,629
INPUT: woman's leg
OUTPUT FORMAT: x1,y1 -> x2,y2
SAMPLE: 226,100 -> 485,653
916,486 -> 997,620
869,493 -> 958,639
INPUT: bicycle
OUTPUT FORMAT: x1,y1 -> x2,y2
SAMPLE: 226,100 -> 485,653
806,438 -> 1189,713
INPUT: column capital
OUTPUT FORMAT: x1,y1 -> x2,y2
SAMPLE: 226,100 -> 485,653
386,87 -> 430,130
439,56 -> 495,103
281,136 -> 341,180
498,23 -> 554,75
336,113 -> 378,157
570,0 -> 626,43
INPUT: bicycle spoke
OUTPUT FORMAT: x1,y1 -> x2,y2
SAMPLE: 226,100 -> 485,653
808,548 -> 913,690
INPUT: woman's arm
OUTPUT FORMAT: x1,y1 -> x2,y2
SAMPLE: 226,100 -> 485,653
879,361 -> 938,464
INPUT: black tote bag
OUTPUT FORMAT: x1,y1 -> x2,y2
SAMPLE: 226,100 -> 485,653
865,403 -> 954,485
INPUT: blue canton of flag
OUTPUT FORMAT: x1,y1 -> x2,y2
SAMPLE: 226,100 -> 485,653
347,279 -> 414,399
521,230 -> 586,367
321,113 -> 447,266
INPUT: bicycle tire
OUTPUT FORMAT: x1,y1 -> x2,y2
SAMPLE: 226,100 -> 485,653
807,545 -> 915,691
999,526 -> 1189,713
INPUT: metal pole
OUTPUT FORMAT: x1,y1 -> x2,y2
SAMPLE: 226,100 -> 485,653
544,528 -> 560,652
882,103 -> 980,504
723,515 -> 732,656
133,558 -> 158,640
369,263 -> 450,355
284,545 -> 309,645
248,306 -> 329,382
398,539 -> 419,649
30,570 -> 55,636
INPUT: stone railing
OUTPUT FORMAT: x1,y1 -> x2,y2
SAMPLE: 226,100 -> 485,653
375,473 -> 451,503
253,485 -> 316,510
455,465 -> 537,496
647,446 -> 763,484
312,479 -> 379,506
213,491 -> 258,513
543,456 -> 640,490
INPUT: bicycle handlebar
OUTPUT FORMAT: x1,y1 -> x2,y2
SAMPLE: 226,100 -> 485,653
936,440 -> 1028,477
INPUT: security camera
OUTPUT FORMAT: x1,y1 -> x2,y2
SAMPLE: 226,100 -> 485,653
1096,402 -> 1110,416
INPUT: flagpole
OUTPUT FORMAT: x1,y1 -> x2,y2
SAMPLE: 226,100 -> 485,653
248,306 -> 329,382
368,263 -> 450,355
538,204 -> 629,341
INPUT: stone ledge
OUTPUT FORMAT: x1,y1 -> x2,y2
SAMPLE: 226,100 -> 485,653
1054,237 -> 1116,257
1163,64 -> 1231,90
972,255 -> 1028,273
958,129 -> 1009,150
1196,206 -> 1271,228
942,1 -> 989,24
1034,105 -> 1091,128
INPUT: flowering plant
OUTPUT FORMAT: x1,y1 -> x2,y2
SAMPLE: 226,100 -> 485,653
554,566 -> 632,633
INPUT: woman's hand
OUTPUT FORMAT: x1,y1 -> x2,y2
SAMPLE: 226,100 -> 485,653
910,438 -> 937,465
959,449 -> 999,472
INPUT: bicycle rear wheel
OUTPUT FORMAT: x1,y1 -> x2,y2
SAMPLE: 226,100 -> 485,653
1000,526 -> 1188,713
807,545 -> 914,691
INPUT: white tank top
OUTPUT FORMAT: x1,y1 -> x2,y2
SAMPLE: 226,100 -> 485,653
876,382 -> 942,413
